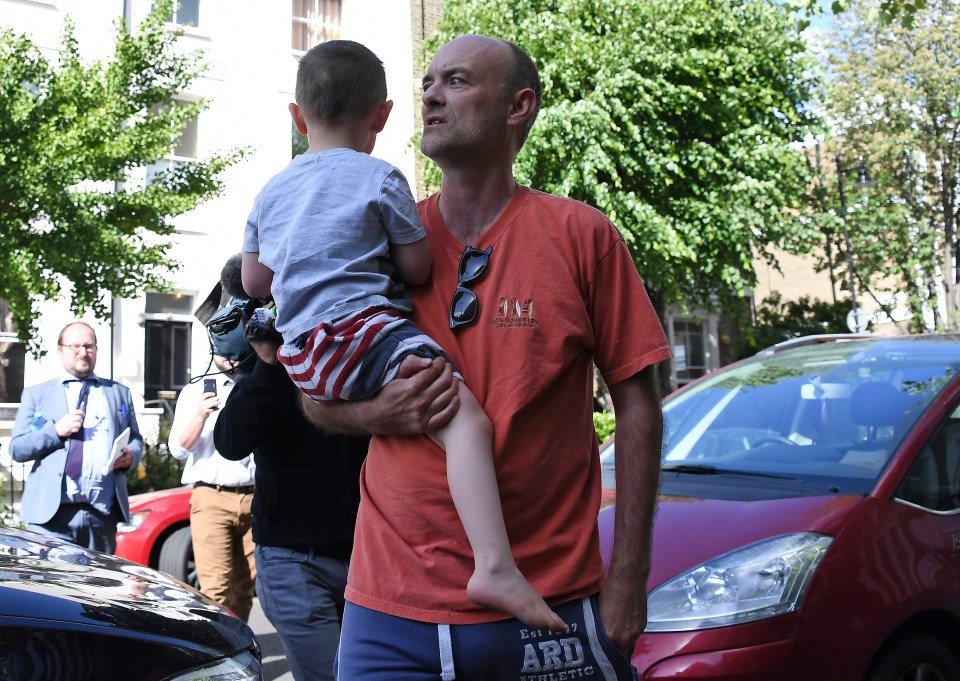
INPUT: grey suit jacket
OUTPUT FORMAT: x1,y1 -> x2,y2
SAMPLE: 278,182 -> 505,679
9,376 -> 144,525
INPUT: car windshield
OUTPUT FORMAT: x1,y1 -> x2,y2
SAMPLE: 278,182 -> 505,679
656,339 -> 960,496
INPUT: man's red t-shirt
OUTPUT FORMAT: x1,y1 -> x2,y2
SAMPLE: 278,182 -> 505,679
345,186 -> 671,623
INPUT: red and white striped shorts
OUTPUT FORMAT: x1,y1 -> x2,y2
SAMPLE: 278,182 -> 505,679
277,306 -> 451,402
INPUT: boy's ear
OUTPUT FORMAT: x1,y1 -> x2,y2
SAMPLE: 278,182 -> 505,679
289,103 -> 308,135
371,100 -> 394,133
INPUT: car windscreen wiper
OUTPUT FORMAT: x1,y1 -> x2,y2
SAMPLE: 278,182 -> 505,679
660,464 -> 794,480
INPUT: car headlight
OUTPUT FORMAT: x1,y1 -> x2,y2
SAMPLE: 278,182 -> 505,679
116,510 -> 149,533
646,533 -> 833,632
169,649 -> 261,680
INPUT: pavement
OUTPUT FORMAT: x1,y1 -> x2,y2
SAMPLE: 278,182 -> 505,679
248,598 -> 294,680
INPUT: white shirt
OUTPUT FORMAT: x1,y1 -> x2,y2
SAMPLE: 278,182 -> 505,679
167,376 -> 255,487
60,372 -> 113,505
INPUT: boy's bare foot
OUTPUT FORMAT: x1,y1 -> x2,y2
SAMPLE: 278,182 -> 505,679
467,566 -> 567,633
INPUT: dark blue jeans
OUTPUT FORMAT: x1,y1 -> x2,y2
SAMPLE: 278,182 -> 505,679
335,596 -> 638,681
255,545 -> 349,681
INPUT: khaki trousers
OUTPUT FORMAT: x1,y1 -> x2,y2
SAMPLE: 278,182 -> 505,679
189,485 -> 256,622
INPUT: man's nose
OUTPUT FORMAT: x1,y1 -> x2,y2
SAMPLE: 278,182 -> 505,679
421,82 -> 441,105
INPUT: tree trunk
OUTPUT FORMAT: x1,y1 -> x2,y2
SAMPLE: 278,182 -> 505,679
942,150 -> 959,328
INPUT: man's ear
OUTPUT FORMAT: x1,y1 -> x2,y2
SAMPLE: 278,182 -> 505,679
506,88 -> 537,132
372,100 -> 394,133
289,103 -> 308,135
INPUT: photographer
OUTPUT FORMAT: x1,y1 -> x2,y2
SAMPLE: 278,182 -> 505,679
214,334 -> 368,681
167,254 -> 257,622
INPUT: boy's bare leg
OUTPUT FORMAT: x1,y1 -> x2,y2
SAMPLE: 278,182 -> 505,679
431,385 -> 566,632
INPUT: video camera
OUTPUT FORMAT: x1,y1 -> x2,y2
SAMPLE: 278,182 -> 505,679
193,254 -> 277,364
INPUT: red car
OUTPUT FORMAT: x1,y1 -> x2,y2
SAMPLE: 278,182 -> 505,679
599,335 -> 960,680
115,485 -> 196,589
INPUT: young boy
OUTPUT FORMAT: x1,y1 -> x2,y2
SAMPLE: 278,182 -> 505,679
241,40 -> 564,633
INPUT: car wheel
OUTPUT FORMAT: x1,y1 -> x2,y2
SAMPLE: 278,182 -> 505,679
866,633 -> 960,681
157,527 -> 198,590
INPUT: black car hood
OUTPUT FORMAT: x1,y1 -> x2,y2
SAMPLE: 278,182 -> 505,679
0,526 -> 254,656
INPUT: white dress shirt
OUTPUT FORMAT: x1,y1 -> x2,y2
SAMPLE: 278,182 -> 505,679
60,372 -> 113,506
167,376 -> 255,487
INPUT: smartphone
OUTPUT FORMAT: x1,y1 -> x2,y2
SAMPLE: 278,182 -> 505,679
203,378 -> 217,395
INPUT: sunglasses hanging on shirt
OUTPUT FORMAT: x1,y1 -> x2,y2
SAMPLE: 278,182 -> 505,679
449,245 -> 492,329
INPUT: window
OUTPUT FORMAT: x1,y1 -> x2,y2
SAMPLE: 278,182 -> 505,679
142,294 -> 193,402
146,101 -> 199,184
173,114 -> 199,159
292,0 -> 341,52
0,301 -> 25,405
897,405 -> 960,513
673,319 -> 707,386
167,0 -> 200,27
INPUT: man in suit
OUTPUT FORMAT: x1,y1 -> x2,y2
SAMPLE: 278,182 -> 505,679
10,321 -> 143,553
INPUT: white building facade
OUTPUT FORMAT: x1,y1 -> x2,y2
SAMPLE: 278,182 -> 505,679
0,0 -> 426,490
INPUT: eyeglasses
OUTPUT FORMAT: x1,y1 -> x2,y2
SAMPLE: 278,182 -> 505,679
60,343 -> 97,354
449,245 -> 492,329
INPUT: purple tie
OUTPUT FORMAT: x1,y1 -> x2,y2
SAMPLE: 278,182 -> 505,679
64,380 -> 92,479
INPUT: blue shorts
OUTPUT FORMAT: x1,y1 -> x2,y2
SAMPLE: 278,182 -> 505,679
335,596 -> 637,681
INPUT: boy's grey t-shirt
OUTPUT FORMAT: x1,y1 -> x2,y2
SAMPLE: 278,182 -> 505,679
244,148 -> 426,341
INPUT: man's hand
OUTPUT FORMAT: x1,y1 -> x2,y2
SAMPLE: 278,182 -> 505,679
299,355 -> 460,435
198,391 -> 221,415
599,571 -> 648,655
55,410 -> 84,439
113,448 -> 134,471
249,339 -> 280,365
374,355 -> 460,434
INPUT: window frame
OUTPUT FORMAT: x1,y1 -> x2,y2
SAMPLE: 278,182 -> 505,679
165,0 -> 201,28
672,318 -> 709,387
895,403 -> 960,515
145,98 -> 200,185
291,0 -> 342,53
143,318 -> 192,403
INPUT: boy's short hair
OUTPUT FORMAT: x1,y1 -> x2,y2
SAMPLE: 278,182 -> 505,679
296,40 -> 387,123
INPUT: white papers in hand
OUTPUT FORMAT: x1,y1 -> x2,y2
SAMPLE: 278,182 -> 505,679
102,427 -> 131,475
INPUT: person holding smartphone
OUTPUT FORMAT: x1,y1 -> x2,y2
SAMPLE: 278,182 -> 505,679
167,314 -> 257,622
203,378 -> 218,407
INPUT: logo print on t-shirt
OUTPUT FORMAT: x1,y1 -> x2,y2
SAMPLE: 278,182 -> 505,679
492,298 -> 538,329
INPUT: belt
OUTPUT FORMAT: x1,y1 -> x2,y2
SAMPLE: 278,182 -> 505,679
194,481 -> 255,494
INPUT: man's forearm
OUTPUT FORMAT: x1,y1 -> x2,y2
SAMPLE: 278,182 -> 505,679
608,374 -> 663,580
167,401 -> 204,459
176,415 -> 206,451
299,394 -> 386,435
9,426 -> 59,463
599,364 -> 664,653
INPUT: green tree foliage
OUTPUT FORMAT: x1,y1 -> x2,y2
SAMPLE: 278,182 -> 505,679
128,402 -> 184,494
593,411 -> 616,444
791,0 -> 927,30
0,0 -> 243,354
825,0 -> 960,331
738,292 -> 851,358
425,0 -> 823,316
